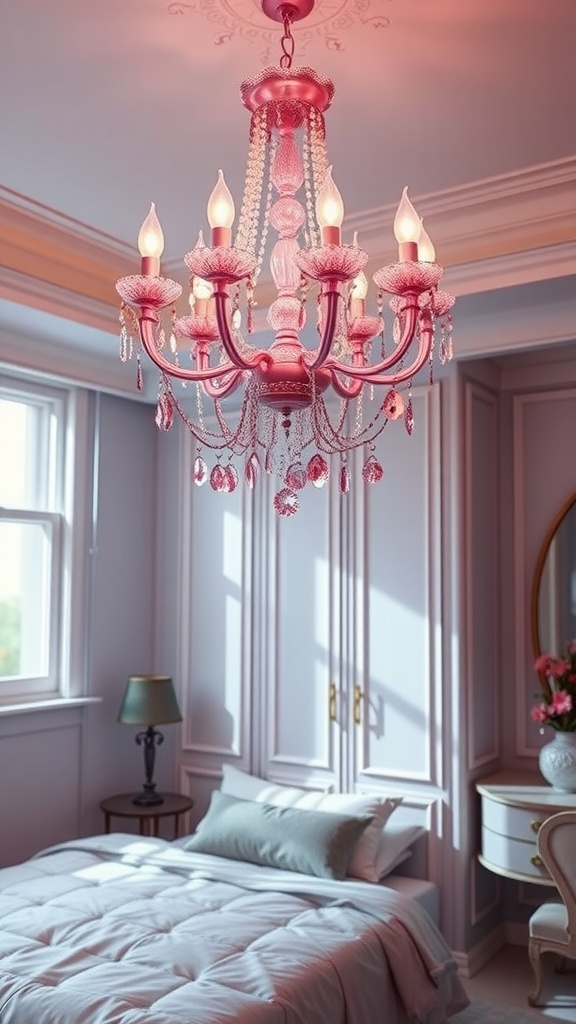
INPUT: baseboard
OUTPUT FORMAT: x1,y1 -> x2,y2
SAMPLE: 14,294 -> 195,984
453,922 -> 530,977
453,924 -> 508,977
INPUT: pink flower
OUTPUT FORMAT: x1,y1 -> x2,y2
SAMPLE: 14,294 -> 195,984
551,659 -> 571,679
550,690 -> 573,716
532,640 -> 576,731
531,704 -> 550,723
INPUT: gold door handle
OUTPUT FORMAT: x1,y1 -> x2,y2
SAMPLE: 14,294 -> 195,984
329,682 -> 337,722
531,854 -> 543,868
353,684 -> 363,725
530,820 -> 543,834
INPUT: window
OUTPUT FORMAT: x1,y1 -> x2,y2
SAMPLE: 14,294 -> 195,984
0,376 -> 89,703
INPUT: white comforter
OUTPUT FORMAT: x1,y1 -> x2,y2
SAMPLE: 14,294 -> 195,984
0,834 -> 469,1024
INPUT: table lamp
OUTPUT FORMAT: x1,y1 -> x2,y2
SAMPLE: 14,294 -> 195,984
117,674 -> 182,806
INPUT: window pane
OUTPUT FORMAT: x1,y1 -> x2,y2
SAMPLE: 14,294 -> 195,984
0,520 -> 51,679
0,399 -> 29,506
0,395 -> 54,510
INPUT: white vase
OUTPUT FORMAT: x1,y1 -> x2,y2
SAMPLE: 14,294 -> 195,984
539,731 -> 576,792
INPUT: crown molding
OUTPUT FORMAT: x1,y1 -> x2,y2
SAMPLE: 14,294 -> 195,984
455,294 -> 576,360
0,266 -> 120,336
0,186 -> 134,312
0,159 -> 574,358
0,186 -> 133,260
0,319 -> 151,400
442,240 -> 576,297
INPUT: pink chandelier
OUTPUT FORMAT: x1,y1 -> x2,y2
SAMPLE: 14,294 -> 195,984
116,0 -> 454,516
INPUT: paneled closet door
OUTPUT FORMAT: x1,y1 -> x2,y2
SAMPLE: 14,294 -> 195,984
256,468 -> 344,792
349,384 -> 443,793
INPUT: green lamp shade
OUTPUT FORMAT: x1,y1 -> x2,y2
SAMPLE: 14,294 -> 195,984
117,675 -> 182,726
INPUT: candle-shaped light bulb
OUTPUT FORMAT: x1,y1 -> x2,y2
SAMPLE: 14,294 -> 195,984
393,187 -> 421,262
350,269 -> 368,318
138,202 -> 164,275
316,166 -> 344,244
417,219 -> 436,262
351,271 -> 368,300
195,230 -> 206,249
193,277 -> 213,301
207,170 -> 235,245
393,187 -> 421,244
192,275 -> 214,316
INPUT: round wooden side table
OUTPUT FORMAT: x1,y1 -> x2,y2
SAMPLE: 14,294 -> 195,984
100,792 -> 193,839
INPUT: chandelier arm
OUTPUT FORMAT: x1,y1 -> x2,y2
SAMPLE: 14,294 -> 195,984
304,287 -> 341,370
139,315 -> 237,384
213,289 -> 272,372
199,370 -> 245,399
321,300 -> 420,381
327,371 -> 364,400
343,313 -> 434,387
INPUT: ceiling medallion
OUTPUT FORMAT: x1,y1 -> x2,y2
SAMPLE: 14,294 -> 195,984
167,0 -> 391,56
117,0 -> 454,515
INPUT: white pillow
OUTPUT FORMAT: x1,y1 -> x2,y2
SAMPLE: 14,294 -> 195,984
220,764 -> 402,883
375,823 -> 427,879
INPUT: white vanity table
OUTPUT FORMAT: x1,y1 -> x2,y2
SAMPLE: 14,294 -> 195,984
477,770 -> 576,885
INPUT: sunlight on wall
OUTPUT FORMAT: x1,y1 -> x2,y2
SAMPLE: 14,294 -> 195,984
223,509 -> 242,589
312,554 -> 330,758
223,508 -> 243,751
313,555 -> 329,648
368,581 -> 430,766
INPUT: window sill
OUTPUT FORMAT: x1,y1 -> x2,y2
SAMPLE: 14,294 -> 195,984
0,696 -> 102,716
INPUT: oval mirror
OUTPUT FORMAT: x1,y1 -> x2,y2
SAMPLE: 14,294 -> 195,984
531,491 -> 576,667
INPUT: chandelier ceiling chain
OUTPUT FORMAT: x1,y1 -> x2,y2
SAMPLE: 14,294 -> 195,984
279,5 -> 296,68
116,0 -> 454,516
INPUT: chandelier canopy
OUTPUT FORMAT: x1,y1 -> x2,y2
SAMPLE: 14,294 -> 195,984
116,0 -> 454,516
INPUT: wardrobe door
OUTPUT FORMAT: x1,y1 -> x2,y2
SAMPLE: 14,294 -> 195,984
349,384 -> 443,791
256,470 -> 344,792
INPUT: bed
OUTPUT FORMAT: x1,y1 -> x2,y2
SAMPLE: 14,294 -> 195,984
0,771 -> 469,1024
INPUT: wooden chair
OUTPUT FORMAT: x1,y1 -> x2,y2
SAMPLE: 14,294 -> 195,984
528,809 -> 576,1006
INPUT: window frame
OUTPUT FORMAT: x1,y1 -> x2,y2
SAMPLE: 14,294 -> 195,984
0,373 -> 91,707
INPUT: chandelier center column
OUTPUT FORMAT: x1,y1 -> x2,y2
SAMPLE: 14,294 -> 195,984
268,128 -> 306,348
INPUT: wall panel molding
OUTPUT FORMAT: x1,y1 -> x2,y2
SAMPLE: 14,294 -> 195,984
178,426 -> 255,766
465,382 -> 500,769
358,384 -> 442,788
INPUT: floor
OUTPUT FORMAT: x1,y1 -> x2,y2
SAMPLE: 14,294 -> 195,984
462,945 -> 576,1021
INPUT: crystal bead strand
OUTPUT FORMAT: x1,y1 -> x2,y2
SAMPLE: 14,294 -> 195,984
302,115 -> 318,249
308,107 -> 329,231
252,131 -> 275,287
235,106 -> 268,255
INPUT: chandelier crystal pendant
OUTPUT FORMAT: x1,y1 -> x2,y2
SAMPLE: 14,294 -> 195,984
116,0 -> 454,517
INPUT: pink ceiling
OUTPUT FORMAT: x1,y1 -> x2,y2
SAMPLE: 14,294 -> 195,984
2,0 -> 575,263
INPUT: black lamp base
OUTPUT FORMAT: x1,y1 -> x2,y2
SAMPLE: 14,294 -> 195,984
132,785 -> 164,807
133,726 -> 165,806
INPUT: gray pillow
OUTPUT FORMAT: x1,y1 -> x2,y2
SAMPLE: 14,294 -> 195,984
185,790 -> 374,880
